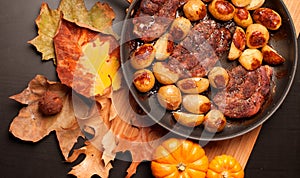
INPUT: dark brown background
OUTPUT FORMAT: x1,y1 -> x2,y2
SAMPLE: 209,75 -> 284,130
0,0 -> 299,177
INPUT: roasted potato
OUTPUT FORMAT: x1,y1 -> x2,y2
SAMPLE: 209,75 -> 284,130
246,0 -> 265,10
154,33 -> 174,60
202,0 -> 213,2
203,109 -> 226,133
253,8 -> 282,30
228,27 -> 246,60
231,0 -> 251,7
246,23 -> 269,49
153,62 -> 180,84
130,44 -> 156,69
169,17 -> 192,41
233,7 -> 253,28
208,0 -> 235,21
176,77 -> 209,94
239,48 -> 263,70
173,111 -> 205,127
262,45 -> 285,65
208,66 -> 229,89
157,85 -> 182,110
182,94 -> 211,114
183,0 -> 207,21
133,69 -> 155,92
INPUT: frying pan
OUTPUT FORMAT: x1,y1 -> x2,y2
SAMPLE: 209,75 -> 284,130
120,0 -> 298,141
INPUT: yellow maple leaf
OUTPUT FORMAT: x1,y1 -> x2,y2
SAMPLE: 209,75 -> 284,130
54,19 -> 121,97
80,37 -> 121,95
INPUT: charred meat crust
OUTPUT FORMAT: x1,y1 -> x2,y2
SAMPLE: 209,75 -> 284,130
167,20 -> 232,78
213,65 -> 273,118
133,0 -> 187,42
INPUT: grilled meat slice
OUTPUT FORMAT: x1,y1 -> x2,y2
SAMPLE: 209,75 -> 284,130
133,0 -> 186,42
167,20 -> 232,78
213,65 -> 273,118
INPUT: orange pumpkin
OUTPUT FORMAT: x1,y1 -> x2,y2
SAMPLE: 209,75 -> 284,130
151,138 -> 209,178
206,155 -> 244,178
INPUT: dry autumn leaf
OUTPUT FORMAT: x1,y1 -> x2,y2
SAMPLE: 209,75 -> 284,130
28,0 -> 117,62
58,0 -> 117,36
67,95 -> 117,178
54,19 -> 121,97
28,3 -> 60,61
110,116 -> 168,178
67,141 -> 113,178
76,96 -> 115,151
9,75 -> 84,160
69,86 -> 168,178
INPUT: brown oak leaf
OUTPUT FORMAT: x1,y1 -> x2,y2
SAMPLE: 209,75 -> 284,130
75,89 -> 118,166
77,101 -> 111,150
67,141 -> 112,178
54,19 -> 121,97
9,75 -> 84,160
110,116 -> 168,178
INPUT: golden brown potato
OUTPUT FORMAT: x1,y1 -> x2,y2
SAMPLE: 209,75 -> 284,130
202,0 -> 212,2
153,62 -> 180,84
246,0 -> 265,10
182,94 -> 211,114
130,44 -> 156,69
183,0 -> 207,21
173,111 -> 205,127
176,77 -> 209,94
253,8 -> 282,30
261,45 -> 285,65
154,33 -> 174,61
246,23 -> 269,49
239,48 -> 263,70
208,66 -> 229,89
169,17 -> 192,41
203,109 -> 227,133
228,27 -> 246,60
233,7 -> 253,28
231,0 -> 251,7
133,69 -> 155,92
157,85 -> 182,110
208,0 -> 235,21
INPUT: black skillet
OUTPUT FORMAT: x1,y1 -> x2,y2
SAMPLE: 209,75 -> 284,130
120,0 -> 298,141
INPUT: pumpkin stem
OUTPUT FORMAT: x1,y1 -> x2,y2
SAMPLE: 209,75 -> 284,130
222,171 -> 229,178
177,163 -> 186,172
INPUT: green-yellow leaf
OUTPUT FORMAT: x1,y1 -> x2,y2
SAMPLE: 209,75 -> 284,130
28,3 -> 60,61
29,0 -> 117,62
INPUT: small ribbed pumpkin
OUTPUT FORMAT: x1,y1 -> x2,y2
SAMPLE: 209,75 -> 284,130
206,155 -> 244,178
151,138 -> 209,178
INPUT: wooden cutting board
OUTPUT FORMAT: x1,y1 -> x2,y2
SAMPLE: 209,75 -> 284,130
205,0 -> 300,167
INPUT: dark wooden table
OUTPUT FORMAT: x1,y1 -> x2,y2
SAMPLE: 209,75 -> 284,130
0,0 -> 299,177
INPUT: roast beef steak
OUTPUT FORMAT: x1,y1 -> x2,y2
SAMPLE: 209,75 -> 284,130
167,20 -> 232,78
213,65 -> 273,119
132,0 -> 187,42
